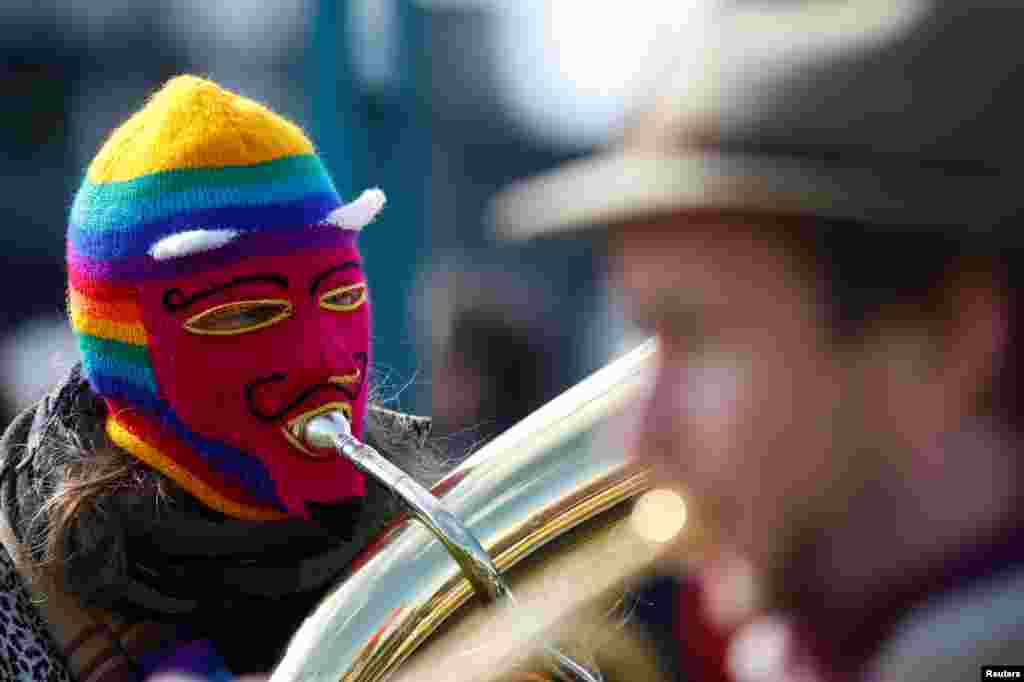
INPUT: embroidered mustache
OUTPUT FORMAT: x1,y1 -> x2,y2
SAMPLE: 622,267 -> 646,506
245,353 -> 368,423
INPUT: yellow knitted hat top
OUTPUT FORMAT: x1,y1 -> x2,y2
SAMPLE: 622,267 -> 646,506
86,75 -> 316,183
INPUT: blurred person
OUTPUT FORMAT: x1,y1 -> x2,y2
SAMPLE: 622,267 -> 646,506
0,315 -> 79,427
493,2 -> 1024,681
0,76 -> 452,680
425,266 -> 560,451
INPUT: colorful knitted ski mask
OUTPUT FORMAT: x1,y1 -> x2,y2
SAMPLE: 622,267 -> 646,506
67,76 -> 385,521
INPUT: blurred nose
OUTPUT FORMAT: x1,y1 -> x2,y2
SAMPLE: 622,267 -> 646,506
633,350 -> 692,486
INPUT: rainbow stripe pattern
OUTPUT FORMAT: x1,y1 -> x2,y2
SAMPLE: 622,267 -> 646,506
66,76 -> 350,520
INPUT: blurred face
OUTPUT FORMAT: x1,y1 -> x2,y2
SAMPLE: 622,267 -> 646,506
612,214 -> 1015,618
611,216 -> 853,576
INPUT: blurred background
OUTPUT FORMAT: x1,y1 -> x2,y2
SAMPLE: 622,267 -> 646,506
9,6 -> 1024,682
0,4 -> 738,679
0,0 -> 708,435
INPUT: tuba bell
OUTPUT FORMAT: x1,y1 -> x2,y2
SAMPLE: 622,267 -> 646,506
271,339 -> 700,682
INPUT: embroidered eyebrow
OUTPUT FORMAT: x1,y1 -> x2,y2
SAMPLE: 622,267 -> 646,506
163,274 -> 289,312
309,262 -> 361,297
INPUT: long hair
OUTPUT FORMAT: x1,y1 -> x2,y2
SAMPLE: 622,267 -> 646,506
23,414 -> 176,587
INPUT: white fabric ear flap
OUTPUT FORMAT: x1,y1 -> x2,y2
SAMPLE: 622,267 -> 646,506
149,229 -> 240,260
326,188 -> 386,231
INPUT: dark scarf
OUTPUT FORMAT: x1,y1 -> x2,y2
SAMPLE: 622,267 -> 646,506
0,364 -> 450,672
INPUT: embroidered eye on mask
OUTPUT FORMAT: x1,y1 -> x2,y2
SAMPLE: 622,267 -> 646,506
320,282 -> 368,312
184,299 -> 295,335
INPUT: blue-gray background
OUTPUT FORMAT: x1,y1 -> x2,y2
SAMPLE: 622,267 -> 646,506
0,0 -> 693,438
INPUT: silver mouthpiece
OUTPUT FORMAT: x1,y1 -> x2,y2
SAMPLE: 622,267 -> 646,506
304,410 -> 353,450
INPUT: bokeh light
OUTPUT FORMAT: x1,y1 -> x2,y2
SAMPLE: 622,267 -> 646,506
630,488 -> 688,544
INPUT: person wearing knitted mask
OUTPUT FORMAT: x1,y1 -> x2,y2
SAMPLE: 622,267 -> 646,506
0,76 -> 447,681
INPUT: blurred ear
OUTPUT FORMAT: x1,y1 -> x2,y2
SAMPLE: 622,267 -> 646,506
942,270 -> 1009,423
867,268 -> 1009,454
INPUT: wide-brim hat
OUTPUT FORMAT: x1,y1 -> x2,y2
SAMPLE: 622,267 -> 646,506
491,1 -> 1024,242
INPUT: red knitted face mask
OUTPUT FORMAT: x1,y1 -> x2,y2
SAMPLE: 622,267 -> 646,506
135,242 -> 371,517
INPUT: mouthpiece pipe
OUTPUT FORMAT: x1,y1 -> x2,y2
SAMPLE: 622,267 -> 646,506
303,411 -> 603,682
305,411 -> 505,600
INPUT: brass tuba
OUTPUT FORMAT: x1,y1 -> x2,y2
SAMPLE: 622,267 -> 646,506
271,339 -> 696,682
